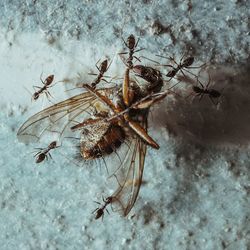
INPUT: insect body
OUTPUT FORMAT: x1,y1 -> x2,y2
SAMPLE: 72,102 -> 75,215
89,59 -> 110,89
192,73 -> 222,105
34,141 -> 58,163
120,34 -> 142,69
93,196 -> 114,220
192,85 -> 221,104
17,64 -> 164,216
155,54 -> 205,81
165,56 -> 194,78
17,34 -> 167,217
32,74 -> 54,100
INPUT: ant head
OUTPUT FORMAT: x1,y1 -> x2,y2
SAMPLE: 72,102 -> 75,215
127,34 -> 136,49
46,75 -> 54,84
105,196 -> 113,204
49,141 -> 57,148
100,60 -> 108,71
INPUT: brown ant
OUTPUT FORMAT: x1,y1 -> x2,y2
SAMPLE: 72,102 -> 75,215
142,53 -> 205,80
192,74 -> 222,105
32,74 -> 54,100
34,141 -> 58,163
92,196 -> 114,220
88,59 -> 112,89
156,53 -> 206,81
119,34 -> 143,69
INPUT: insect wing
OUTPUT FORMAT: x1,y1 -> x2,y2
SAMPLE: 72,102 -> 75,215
17,88 -> 116,143
108,120 -> 147,216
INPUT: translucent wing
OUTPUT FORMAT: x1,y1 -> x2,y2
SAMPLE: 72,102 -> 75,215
17,88 -> 116,143
108,119 -> 147,216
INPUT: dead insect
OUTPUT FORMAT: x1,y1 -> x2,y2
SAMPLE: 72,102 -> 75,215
32,74 -> 54,100
34,141 -> 58,163
192,74 -> 222,105
17,31 -> 170,219
93,196 -> 114,220
17,64 -> 164,217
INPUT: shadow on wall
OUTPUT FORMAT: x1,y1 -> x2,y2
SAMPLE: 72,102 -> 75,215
153,59 -> 250,146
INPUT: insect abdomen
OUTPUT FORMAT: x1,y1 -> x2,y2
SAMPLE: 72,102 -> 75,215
81,124 -> 126,160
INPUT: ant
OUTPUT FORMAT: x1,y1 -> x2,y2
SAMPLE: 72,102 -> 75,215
156,53 -> 206,80
192,73 -> 222,105
89,59 -> 112,89
34,141 -> 59,163
119,35 -> 143,106
119,34 -> 143,69
92,196 -> 114,220
32,74 -> 54,100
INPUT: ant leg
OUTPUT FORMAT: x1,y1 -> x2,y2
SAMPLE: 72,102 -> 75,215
40,72 -> 45,85
106,59 -> 113,72
34,151 -> 42,157
205,72 -> 211,89
198,93 -> 205,102
33,85 -> 42,90
48,152 -> 53,159
191,93 -> 201,103
134,48 -> 144,53
196,77 -> 205,88
179,50 -> 188,66
88,73 -> 98,76
44,91 -> 54,104
186,62 -> 207,69
209,96 -> 218,106
140,55 -> 161,65
94,201 -> 102,206
122,36 -> 128,48
46,90 -> 54,99
95,59 -> 101,72
134,37 -> 140,48
133,56 -> 141,63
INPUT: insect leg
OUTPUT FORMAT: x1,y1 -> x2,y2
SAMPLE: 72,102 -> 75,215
127,119 -> 159,149
82,84 -> 121,113
70,117 -> 103,131
95,59 -> 101,72
209,96 -> 218,106
40,72 -> 45,85
48,152 -> 53,159
205,72 -> 211,89
33,85 -> 42,90
123,68 -> 131,106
